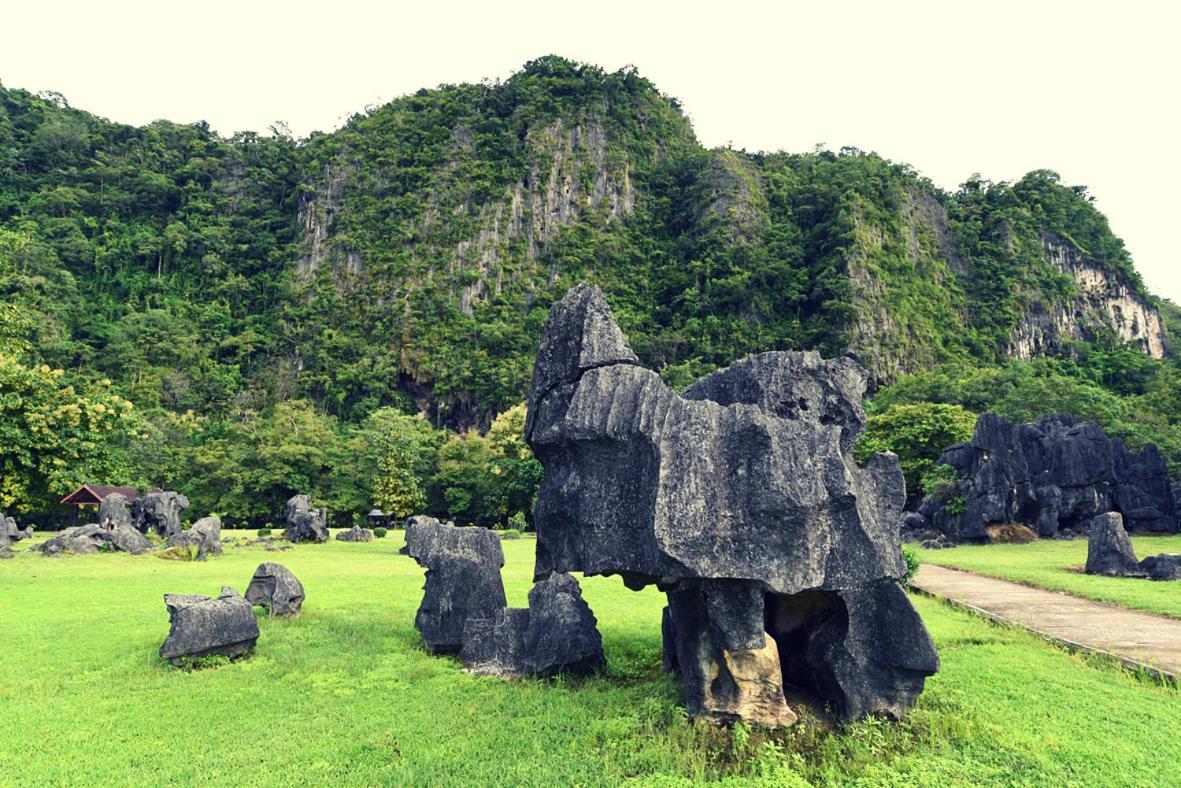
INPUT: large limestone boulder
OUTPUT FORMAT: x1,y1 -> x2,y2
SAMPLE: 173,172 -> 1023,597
133,491 -> 189,537
0,513 -> 32,549
404,521 -> 507,654
1140,553 -> 1181,581
168,516 -> 222,560
1085,513 -> 1145,577
460,572 -> 605,678
159,587 -> 259,666
914,413 -> 1177,541
110,524 -> 154,555
244,562 -> 305,615
284,495 -> 329,543
98,492 -> 133,530
525,284 -> 936,727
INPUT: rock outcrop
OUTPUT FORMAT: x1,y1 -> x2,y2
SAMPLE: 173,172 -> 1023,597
133,491 -> 189,537
284,495 -> 329,543
1084,512 -> 1181,581
168,516 -> 223,560
335,525 -> 374,542
244,562 -> 305,616
524,284 -> 937,726
97,492 -> 133,530
34,524 -> 153,556
460,572 -> 604,678
159,586 -> 259,666
912,413 -> 1178,542
404,520 -> 507,654
1140,554 -> 1181,581
0,512 -> 33,549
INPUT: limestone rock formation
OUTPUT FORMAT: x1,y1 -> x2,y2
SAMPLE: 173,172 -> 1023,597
336,525 -> 374,542
244,562 -> 305,615
1140,554 -> 1181,581
34,524 -> 153,556
460,572 -> 605,678
159,586 -> 259,665
168,516 -> 223,560
1085,513 -> 1145,577
912,413 -> 1178,542
0,513 -> 33,549
97,492 -> 133,530
404,520 -> 507,654
133,491 -> 190,537
110,524 -> 154,555
525,284 -> 937,726
284,495 -> 329,543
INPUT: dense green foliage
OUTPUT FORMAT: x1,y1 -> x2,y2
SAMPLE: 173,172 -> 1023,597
856,402 -> 979,497
2,57 -> 1176,524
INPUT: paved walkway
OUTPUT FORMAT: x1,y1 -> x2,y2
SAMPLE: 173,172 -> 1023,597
913,564 -> 1181,681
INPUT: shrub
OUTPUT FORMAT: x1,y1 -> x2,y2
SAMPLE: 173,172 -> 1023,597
499,529 -> 521,539
257,527 -> 272,537
155,545 -> 198,561
901,545 -> 920,584
856,402 -> 978,496
507,511 -> 527,531
985,522 -> 1038,544
373,527 -> 387,538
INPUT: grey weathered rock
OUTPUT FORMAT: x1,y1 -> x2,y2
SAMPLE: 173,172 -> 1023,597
110,524 -> 154,555
159,586 -> 259,665
335,525 -> 374,542
915,413 -> 1177,542
0,513 -> 32,549
133,491 -> 190,537
460,572 -> 605,678
0,546 -> 13,559
98,492 -> 133,530
284,494 -> 329,543
1085,513 -> 1145,577
244,562 -> 305,615
525,284 -> 936,726
168,516 -> 223,560
404,521 -> 507,654
1140,553 -> 1181,581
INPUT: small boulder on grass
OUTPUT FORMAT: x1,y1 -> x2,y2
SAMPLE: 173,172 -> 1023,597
244,562 -> 305,616
335,525 -> 374,543
1085,513 -> 1145,577
159,586 -> 259,667
985,523 -> 1038,544
1140,553 -> 1181,581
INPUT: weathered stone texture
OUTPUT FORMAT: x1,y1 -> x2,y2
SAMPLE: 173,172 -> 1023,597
159,586 -> 259,665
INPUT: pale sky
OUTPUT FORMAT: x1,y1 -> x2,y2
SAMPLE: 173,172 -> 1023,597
3,0 -> 1178,301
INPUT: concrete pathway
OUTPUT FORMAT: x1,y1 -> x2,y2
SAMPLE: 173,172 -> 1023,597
913,564 -> 1181,681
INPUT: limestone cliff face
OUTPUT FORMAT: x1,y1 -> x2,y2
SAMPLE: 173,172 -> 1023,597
1008,235 -> 1167,360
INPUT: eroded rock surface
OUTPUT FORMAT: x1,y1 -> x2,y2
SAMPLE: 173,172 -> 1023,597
98,492 -> 133,530
1085,513 -> 1145,577
1141,554 -> 1181,581
168,516 -> 223,560
284,495 -> 329,543
159,586 -> 259,665
525,284 -> 936,726
404,520 -> 507,654
336,525 -> 374,542
912,413 -> 1177,542
34,523 -> 153,556
244,562 -> 305,615
0,513 -> 33,549
133,491 -> 190,537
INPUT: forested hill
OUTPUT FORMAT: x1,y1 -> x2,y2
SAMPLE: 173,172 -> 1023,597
3,56 -> 1179,521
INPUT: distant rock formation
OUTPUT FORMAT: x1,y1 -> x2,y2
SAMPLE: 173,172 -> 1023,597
335,525 -> 374,542
0,512 -> 33,549
911,413 -> 1178,542
284,495 -> 329,543
133,491 -> 189,537
34,524 -> 152,556
97,492 -> 133,530
1085,512 -> 1181,581
524,284 -> 937,726
168,515 -> 223,560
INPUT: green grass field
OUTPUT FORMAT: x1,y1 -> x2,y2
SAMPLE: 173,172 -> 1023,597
918,534 -> 1181,619
2,531 -> 1179,786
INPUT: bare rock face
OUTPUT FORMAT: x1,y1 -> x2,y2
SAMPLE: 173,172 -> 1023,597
914,413 -> 1177,542
35,523 -> 153,556
525,284 -> 936,726
244,562 -> 305,615
460,572 -> 605,678
98,492 -> 133,530
1085,513 -> 1145,577
133,491 -> 190,537
404,521 -> 507,654
168,516 -> 223,560
110,524 -> 154,555
0,513 -> 33,549
336,525 -> 374,542
159,586 -> 259,665
284,495 -> 329,543
1140,554 -> 1181,581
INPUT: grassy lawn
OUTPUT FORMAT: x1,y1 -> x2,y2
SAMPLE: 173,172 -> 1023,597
918,535 -> 1181,619
1,531 -> 1178,785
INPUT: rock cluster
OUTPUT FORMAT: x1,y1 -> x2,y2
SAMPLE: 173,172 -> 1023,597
34,523 -> 153,556
910,413 -> 1177,542
336,525 -> 374,542
0,512 -> 33,550
1085,512 -> 1181,581
244,562 -> 305,615
284,494 -> 329,543
405,520 -> 604,677
168,515 -> 223,560
133,491 -> 190,537
159,586 -> 259,665
524,284 -> 937,726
